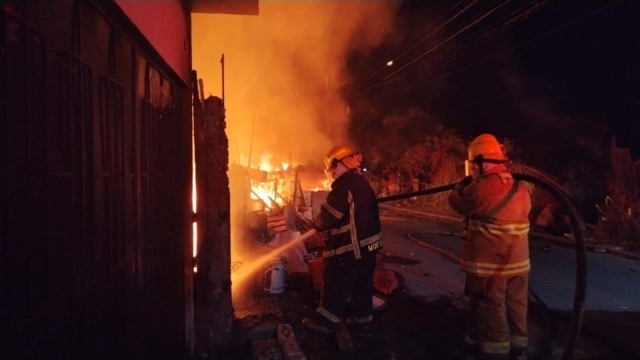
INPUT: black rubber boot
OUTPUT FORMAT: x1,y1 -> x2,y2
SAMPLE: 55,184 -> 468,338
510,348 -> 527,360
301,317 -> 335,335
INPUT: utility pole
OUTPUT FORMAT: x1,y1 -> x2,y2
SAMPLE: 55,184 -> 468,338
247,115 -> 255,168
220,54 -> 225,105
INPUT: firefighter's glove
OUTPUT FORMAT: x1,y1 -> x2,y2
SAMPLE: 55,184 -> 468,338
454,176 -> 473,191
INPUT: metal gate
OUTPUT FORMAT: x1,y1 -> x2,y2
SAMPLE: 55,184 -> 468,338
0,2 -> 192,358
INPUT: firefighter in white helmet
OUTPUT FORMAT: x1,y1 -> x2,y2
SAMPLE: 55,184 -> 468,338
448,134 -> 531,360
302,144 -> 383,338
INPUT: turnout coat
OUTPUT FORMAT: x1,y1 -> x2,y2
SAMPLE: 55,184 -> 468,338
314,169 -> 383,259
448,165 -> 531,277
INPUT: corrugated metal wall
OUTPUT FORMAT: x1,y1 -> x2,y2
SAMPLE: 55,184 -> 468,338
0,1 -> 192,358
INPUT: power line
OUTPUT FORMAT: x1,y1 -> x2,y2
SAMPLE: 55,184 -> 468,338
356,1 -> 468,89
358,0 -> 481,94
389,0 -> 470,62
372,0 -> 513,90
357,0 -> 471,88
378,0 -> 553,95
377,0 -> 625,99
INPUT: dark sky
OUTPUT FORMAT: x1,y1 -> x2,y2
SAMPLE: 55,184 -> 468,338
344,0 -> 640,172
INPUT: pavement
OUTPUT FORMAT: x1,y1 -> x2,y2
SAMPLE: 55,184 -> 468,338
380,202 -> 640,359
208,203 -> 639,360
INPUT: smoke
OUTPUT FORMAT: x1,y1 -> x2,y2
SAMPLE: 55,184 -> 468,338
497,67 -> 610,173
192,1 -> 397,169
360,107 -> 447,171
192,1 -> 397,298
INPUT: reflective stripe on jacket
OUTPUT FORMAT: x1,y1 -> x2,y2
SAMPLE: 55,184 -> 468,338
448,165 -> 531,277
315,169 -> 382,259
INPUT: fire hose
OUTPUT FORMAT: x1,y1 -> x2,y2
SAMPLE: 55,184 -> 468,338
292,171 -> 585,359
376,172 -> 586,360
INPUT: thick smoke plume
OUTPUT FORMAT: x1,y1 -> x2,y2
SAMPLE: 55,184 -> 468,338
193,2 -> 397,169
192,2 -> 397,298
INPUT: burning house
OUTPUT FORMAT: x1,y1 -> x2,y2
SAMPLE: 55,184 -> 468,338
229,160 -> 330,250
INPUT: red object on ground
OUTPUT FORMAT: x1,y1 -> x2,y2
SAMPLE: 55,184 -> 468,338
307,257 -> 324,291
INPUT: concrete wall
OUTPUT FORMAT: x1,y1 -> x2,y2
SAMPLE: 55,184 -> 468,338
116,0 -> 190,83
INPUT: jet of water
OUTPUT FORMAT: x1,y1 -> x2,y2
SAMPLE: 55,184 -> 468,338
231,229 -> 318,292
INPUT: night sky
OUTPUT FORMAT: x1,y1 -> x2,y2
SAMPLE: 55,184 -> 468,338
344,0 -> 640,173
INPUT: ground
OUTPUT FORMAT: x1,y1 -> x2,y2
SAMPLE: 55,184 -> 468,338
204,205 -> 638,360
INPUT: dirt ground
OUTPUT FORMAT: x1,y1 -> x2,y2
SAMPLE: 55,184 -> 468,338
210,269 -> 562,360
205,208 -> 637,360
211,274 -> 633,360
213,275 -> 470,359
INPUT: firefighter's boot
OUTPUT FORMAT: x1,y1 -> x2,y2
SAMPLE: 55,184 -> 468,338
302,317 -> 334,335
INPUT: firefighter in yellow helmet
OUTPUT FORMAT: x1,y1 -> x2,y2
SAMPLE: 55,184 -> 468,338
448,134 -> 531,360
302,144 -> 383,338
323,144 -> 363,182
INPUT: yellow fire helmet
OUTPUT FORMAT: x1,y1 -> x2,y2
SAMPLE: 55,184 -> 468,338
324,144 -> 357,171
467,134 -> 508,162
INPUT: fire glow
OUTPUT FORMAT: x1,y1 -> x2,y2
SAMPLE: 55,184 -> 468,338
250,180 -> 283,211
230,229 -> 318,297
192,1 -> 397,303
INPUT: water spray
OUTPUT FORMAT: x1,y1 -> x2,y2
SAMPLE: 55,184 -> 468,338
232,168 -> 585,359
231,229 -> 318,293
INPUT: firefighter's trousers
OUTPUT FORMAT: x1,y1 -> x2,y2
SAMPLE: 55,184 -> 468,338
465,273 -> 529,359
317,250 -> 377,326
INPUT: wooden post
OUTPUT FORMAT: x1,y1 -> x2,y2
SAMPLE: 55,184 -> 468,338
247,114 -> 255,167
220,54 -> 225,105
292,167 -> 300,210
198,78 -> 204,102
298,180 -> 306,207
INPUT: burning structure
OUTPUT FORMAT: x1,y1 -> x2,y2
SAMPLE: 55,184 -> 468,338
0,0 -> 256,358
192,1 -> 396,313
229,160 -> 330,250
3,0 -> 396,358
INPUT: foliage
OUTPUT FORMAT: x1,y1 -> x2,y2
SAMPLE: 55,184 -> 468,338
509,136 -> 609,228
357,107 -> 452,173
595,193 -> 640,252
594,144 -> 640,252
368,128 -> 640,253
393,134 -> 466,183
375,131 -> 466,211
